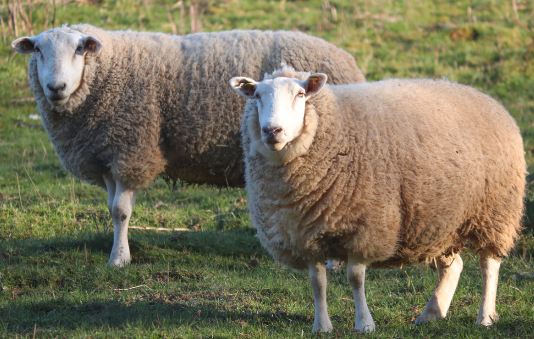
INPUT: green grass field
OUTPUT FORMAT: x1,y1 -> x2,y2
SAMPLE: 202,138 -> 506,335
1,0 -> 534,337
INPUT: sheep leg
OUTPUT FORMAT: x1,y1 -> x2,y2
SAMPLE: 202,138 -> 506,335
309,253 -> 333,332
475,249 -> 501,326
106,180 -> 138,268
103,174 -> 116,215
415,253 -> 463,325
347,255 -> 375,332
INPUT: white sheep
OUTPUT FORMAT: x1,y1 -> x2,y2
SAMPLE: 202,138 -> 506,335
229,66 -> 525,332
11,24 -> 365,267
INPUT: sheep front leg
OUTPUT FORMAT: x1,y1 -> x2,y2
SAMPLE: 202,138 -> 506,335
107,180 -> 138,267
415,253 -> 463,325
347,255 -> 375,333
475,249 -> 501,326
309,253 -> 333,332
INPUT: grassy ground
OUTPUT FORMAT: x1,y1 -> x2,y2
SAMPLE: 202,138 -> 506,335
1,0 -> 534,337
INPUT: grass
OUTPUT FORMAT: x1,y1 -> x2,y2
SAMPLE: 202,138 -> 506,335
1,0 -> 534,337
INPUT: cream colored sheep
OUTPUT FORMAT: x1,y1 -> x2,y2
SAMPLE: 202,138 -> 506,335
11,24 -> 365,267
229,66 -> 525,332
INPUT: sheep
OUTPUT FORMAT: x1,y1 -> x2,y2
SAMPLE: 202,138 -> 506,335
229,66 -> 526,333
10,24 -> 366,267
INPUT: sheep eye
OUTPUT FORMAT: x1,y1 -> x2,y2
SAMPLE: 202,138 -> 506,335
297,93 -> 305,98
34,47 -> 40,53
76,46 -> 83,53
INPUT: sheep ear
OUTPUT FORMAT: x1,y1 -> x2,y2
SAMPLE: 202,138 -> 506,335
229,77 -> 258,99
304,73 -> 327,97
11,37 -> 36,54
83,36 -> 102,54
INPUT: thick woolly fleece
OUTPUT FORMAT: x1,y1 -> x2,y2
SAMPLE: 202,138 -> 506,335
28,24 -> 365,188
242,69 -> 526,271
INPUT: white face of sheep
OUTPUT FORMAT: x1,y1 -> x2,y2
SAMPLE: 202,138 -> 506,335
229,74 -> 327,151
11,29 -> 102,107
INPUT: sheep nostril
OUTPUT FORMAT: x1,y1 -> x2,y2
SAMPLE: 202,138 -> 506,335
47,83 -> 67,93
262,127 -> 283,135
46,84 -> 56,93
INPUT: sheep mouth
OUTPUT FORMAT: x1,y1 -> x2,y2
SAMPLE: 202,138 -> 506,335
265,142 -> 286,151
264,138 -> 287,151
47,95 -> 69,106
263,134 -> 287,151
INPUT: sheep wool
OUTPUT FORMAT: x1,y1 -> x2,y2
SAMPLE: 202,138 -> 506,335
28,24 -> 365,188
242,68 -> 526,270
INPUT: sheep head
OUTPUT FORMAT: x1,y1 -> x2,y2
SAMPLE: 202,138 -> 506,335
11,27 -> 101,107
229,73 -> 327,152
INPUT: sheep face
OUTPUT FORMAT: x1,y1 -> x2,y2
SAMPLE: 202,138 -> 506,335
230,74 -> 327,151
11,28 -> 101,107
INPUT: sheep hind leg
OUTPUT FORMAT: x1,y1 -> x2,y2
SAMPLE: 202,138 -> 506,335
103,174 -> 116,216
309,253 -> 333,332
475,249 -> 501,326
415,253 -> 463,325
106,179 -> 138,268
347,254 -> 375,333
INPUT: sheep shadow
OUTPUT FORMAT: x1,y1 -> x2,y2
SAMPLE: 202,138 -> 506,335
0,295 -> 316,335
2,292 -> 532,337
1,227 -> 265,266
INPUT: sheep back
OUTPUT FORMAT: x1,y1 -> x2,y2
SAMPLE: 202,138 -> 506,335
242,76 -> 526,270
28,24 -> 365,188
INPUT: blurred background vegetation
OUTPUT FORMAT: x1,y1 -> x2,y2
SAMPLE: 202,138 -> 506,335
0,1 -> 533,337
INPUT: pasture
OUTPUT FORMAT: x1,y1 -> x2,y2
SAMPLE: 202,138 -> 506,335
1,0 -> 533,337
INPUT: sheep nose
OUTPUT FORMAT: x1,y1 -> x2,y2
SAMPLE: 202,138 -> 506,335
46,83 -> 67,93
262,126 -> 283,135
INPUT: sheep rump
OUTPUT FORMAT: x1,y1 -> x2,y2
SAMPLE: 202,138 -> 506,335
27,24 -> 365,189
242,68 -> 526,271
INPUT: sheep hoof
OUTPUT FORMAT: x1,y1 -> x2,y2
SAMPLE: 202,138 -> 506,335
355,321 -> 376,333
475,313 -> 499,327
312,320 -> 333,333
415,310 -> 445,325
106,257 -> 131,268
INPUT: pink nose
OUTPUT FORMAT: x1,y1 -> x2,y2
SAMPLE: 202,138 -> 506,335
262,126 -> 284,145
262,126 -> 283,135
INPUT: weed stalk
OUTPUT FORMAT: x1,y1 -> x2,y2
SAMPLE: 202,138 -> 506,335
23,164 -> 43,203
0,16 -> 5,44
167,7 -> 176,35
8,0 -> 18,37
27,0 -> 32,36
190,3 -> 195,34
84,243 -> 88,266
51,0 -> 56,28
16,173 -> 23,209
